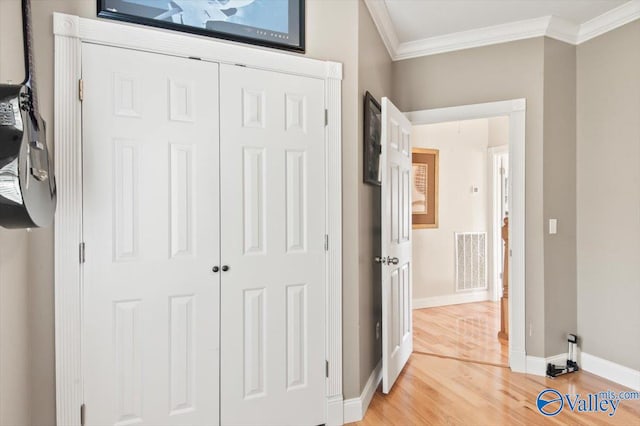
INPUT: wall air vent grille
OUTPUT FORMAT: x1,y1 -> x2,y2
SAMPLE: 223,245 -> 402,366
455,232 -> 487,291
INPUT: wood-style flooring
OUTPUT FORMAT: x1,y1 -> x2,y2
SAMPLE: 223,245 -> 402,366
413,301 -> 508,366
351,354 -> 640,425
349,301 -> 640,425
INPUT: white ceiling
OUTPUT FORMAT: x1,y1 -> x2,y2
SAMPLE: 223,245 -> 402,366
365,0 -> 640,60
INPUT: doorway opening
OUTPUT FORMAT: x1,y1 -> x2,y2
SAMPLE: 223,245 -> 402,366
405,99 -> 526,372
410,117 -> 509,366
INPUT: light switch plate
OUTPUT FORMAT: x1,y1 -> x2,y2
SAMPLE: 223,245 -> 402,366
549,219 -> 557,234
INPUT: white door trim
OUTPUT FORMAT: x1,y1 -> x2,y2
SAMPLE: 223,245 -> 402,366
53,13 -> 344,426
406,99 -> 527,373
488,145 -> 509,302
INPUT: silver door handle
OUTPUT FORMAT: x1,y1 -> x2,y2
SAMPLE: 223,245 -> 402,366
374,256 -> 387,264
387,257 -> 399,265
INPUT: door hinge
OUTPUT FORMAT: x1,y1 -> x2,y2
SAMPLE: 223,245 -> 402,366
79,242 -> 85,264
326,360 -> 329,378
79,79 -> 84,102
80,403 -> 86,426
324,109 -> 328,126
324,234 -> 329,251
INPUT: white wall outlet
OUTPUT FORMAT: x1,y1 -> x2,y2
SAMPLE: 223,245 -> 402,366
376,321 -> 381,340
549,219 -> 558,235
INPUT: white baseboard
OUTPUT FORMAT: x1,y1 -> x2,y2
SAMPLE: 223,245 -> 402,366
510,349 -> 527,373
343,398 -> 361,424
343,359 -> 382,424
326,395 -> 345,426
525,353 -> 567,376
581,352 -> 640,391
413,291 -> 489,309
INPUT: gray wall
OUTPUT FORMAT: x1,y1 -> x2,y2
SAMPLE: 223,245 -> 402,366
0,5 -> 31,425
1,1 -> 65,425
392,38 -> 549,357
576,21 -> 640,370
0,230 -> 30,426
356,0 -> 392,394
542,38 -> 578,356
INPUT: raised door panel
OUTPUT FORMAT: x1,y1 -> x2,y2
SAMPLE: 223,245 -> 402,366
242,89 -> 266,128
170,144 -> 196,258
285,151 -> 307,253
169,295 -> 195,414
243,148 -> 267,255
286,284 -> 308,390
113,140 -> 140,261
243,288 -> 267,399
114,300 -> 143,425
169,79 -> 196,123
113,72 -> 141,118
285,94 -> 307,133
390,165 -> 400,244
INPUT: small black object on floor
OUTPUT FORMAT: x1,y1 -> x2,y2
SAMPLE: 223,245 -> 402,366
547,334 -> 580,378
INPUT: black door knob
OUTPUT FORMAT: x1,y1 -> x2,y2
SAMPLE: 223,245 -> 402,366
212,266 -> 219,273
222,265 -> 230,272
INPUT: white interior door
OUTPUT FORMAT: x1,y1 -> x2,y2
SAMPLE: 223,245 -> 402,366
219,64 -> 326,426
82,44 -> 220,425
380,97 -> 413,393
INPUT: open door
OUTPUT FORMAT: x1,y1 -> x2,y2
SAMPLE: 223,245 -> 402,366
379,97 -> 413,393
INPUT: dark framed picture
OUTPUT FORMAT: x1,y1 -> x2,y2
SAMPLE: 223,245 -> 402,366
363,92 -> 382,186
97,0 -> 305,52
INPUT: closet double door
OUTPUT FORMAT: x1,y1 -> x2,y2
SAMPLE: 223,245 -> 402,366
82,44 -> 326,426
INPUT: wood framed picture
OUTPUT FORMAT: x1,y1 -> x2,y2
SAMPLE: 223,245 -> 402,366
97,0 -> 305,52
363,92 -> 382,186
412,148 -> 439,229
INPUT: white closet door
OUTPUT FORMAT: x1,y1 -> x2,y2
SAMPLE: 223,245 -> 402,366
219,64 -> 326,426
380,97 -> 413,394
82,44 -> 220,426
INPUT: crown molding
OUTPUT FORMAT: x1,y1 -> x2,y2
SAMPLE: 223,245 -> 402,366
366,0 -> 640,61
577,0 -> 640,43
394,16 -> 551,61
546,16 -> 580,44
363,0 -> 400,57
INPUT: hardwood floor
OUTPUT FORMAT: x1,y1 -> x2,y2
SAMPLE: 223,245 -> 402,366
350,354 -> 640,425
349,301 -> 640,425
413,301 -> 508,366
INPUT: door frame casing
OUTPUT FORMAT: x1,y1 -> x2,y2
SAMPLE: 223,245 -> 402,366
406,99 -> 526,372
53,13 -> 344,426
488,144 -> 509,302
